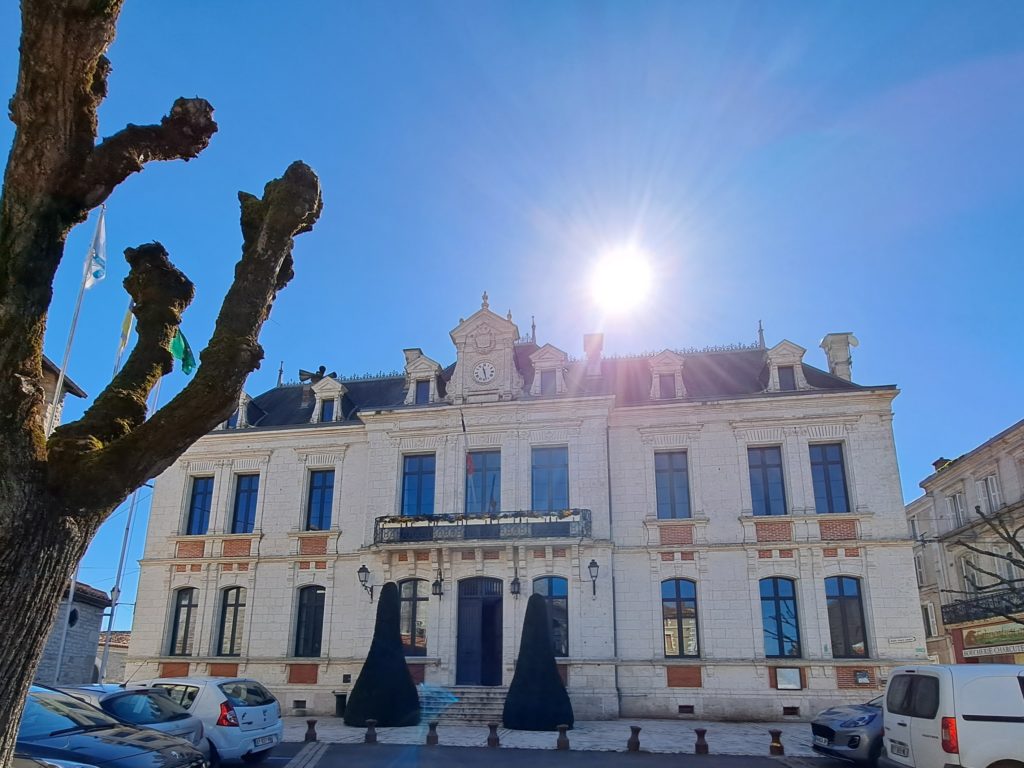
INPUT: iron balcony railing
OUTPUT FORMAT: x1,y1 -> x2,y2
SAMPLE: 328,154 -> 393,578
941,588 -> 1024,626
374,509 -> 592,545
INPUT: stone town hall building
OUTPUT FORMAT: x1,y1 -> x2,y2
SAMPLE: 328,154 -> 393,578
127,297 -> 926,720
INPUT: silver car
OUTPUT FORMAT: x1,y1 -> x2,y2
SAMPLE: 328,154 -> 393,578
61,684 -> 208,757
811,695 -> 883,766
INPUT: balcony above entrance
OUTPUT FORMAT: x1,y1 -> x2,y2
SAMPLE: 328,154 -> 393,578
374,509 -> 592,545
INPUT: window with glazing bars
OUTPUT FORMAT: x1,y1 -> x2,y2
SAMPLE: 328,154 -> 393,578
305,469 -> 334,531
748,447 -> 787,516
655,451 -> 691,519
810,443 -> 849,514
825,576 -> 868,658
534,576 -> 569,657
531,446 -> 569,512
760,578 -> 800,658
401,455 -> 435,516
217,587 -> 246,656
294,585 -> 325,657
466,451 -> 501,515
661,579 -> 699,657
231,474 -> 260,534
168,588 -> 198,656
185,477 -> 213,535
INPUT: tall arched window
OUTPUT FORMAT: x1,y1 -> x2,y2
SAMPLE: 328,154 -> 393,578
294,585 -> 325,657
825,576 -> 868,658
168,588 -> 198,657
760,578 -> 801,658
661,579 -> 699,657
217,587 -> 246,657
399,579 -> 428,656
533,576 -> 569,657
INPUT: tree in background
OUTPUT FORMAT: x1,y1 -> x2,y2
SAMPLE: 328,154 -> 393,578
502,592 -> 574,730
949,502 -> 1024,626
0,1 -> 321,762
344,582 -> 421,727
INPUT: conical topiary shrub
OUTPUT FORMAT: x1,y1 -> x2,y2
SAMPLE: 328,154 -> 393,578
502,592 -> 574,730
343,581 -> 420,727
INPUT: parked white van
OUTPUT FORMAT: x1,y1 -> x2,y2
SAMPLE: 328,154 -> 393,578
880,664 -> 1024,768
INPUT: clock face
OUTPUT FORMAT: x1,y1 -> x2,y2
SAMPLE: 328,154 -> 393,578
473,361 -> 496,384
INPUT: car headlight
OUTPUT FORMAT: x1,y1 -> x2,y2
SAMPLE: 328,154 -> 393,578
839,713 -> 877,728
35,760 -> 102,768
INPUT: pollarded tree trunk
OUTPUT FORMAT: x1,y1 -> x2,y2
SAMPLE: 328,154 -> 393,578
0,2 -> 322,765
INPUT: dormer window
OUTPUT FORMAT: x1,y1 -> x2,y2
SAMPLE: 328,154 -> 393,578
658,373 -> 676,399
765,341 -> 810,392
310,376 -> 346,424
777,366 -> 796,391
648,350 -> 686,400
403,349 -> 442,406
529,344 -> 568,396
320,399 -> 334,423
540,370 -> 556,396
415,380 -> 430,405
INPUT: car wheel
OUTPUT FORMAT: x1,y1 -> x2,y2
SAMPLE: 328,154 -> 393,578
241,750 -> 272,764
867,739 -> 882,767
207,743 -> 221,768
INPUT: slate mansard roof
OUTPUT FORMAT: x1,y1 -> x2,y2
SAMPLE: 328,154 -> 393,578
230,343 -> 890,433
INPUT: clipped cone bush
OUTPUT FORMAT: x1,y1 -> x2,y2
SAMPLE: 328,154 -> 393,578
502,592 -> 574,730
344,582 -> 420,727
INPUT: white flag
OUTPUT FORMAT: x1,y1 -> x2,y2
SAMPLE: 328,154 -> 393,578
83,207 -> 107,290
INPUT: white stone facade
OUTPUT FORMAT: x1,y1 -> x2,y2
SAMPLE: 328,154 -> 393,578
906,419 -> 1024,665
128,302 -> 926,720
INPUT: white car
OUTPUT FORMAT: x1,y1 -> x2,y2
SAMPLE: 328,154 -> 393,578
880,663 -> 1024,768
132,677 -> 282,764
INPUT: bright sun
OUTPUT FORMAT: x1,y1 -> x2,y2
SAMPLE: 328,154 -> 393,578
590,245 -> 653,313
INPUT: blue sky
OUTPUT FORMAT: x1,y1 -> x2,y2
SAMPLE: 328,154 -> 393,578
2,2 -> 1022,629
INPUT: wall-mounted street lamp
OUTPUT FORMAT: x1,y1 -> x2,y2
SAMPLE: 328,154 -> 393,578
357,564 -> 374,602
588,559 -> 600,597
510,574 -> 521,598
431,569 -> 445,598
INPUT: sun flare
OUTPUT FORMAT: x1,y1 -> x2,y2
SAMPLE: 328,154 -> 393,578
590,245 -> 653,314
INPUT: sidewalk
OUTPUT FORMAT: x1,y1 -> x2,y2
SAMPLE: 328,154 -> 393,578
283,717 -> 818,757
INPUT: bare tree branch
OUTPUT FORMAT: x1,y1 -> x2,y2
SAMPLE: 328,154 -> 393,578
47,162 -> 322,511
73,98 -> 217,208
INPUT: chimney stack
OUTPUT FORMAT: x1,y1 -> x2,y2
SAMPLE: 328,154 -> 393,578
932,457 -> 952,472
819,332 -> 858,381
583,333 -> 604,377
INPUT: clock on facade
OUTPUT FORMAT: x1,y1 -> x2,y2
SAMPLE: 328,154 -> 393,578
473,361 -> 496,384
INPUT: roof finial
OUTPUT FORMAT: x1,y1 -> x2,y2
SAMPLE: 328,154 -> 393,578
277,361 -> 284,387
481,290 -> 489,310
507,309 -> 513,322
758,320 -> 765,349
531,315 -> 537,343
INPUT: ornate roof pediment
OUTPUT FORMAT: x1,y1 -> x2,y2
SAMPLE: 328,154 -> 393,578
450,310 -> 519,350
767,340 -> 806,364
311,376 -> 347,398
529,343 -> 568,367
648,349 -> 686,371
403,349 -> 442,377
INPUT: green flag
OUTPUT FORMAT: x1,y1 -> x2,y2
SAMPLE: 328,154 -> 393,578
170,329 -> 196,375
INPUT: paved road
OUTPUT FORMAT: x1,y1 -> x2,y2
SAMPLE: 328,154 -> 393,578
293,743 -> 848,768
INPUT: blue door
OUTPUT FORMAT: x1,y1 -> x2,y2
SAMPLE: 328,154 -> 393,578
456,577 -> 503,685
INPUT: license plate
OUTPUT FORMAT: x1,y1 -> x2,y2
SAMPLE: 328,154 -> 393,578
253,736 -> 275,747
890,742 -> 909,758
813,735 -> 830,747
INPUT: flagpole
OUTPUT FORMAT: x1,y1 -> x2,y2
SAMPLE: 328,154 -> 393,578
98,377 -> 161,682
46,205 -> 106,437
112,298 -> 135,377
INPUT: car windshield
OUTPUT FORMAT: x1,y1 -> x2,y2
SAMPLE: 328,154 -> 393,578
865,695 -> 883,708
218,681 -> 275,707
18,687 -> 120,741
104,692 -> 190,725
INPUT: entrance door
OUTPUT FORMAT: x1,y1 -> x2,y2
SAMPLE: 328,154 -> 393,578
457,577 -> 503,685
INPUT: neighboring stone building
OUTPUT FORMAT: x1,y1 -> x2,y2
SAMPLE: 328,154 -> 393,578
127,298 -> 926,720
37,582 -> 111,685
41,353 -> 87,429
907,419 -> 1024,665
97,631 -> 132,683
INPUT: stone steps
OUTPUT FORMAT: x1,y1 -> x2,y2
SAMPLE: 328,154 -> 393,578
420,686 -> 508,725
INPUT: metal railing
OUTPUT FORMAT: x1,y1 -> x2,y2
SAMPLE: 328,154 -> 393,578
941,588 -> 1024,625
374,509 -> 592,545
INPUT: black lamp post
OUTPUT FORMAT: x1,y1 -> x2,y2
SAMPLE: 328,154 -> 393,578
357,564 -> 374,602
431,569 -> 444,598
588,559 -> 599,596
510,575 -> 521,598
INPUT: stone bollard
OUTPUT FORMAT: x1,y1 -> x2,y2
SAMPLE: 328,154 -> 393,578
769,729 -> 784,756
364,719 -> 378,744
304,719 -> 318,742
556,724 -> 570,751
627,725 -> 642,752
487,723 -> 500,748
694,728 -> 708,755
426,721 -> 439,746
